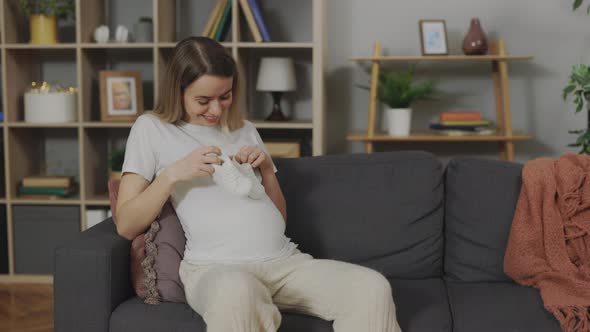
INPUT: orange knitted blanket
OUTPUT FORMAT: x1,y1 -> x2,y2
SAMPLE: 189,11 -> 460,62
504,153 -> 590,332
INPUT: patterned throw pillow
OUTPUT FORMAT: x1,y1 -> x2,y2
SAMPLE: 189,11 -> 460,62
108,179 -> 187,304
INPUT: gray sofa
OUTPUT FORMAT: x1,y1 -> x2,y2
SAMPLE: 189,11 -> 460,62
54,151 -> 561,332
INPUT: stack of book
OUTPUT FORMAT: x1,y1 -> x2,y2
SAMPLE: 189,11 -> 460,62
18,175 -> 77,199
203,0 -> 270,42
429,111 -> 495,135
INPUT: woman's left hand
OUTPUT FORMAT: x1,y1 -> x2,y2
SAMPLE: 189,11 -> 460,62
233,145 -> 273,172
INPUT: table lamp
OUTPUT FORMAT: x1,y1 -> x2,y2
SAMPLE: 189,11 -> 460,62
256,57 -> 296,121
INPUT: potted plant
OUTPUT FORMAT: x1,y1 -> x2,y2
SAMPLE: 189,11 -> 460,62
376,65 -> 435,136
108,148 -> 125,180
563,64 -> 590,154
20,0 -> 75,44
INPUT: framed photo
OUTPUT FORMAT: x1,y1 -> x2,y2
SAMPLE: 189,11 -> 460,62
419,20 -> 449,56
99,70 -> 144,122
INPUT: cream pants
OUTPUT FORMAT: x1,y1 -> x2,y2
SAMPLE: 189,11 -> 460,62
179,250 -> 402,332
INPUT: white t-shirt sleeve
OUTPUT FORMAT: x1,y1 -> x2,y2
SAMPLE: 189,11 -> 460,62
122,115 -> 159,182
247,121 -> 278,173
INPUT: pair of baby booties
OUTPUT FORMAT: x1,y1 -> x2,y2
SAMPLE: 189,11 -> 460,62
212,155 -> 265,199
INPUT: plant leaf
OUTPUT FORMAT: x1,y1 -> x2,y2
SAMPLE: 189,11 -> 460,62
376,66 -> 436,108
574,0 -> 584,11
563,84 -> 576,99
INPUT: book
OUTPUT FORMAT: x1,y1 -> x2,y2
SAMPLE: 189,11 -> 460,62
201,0 -> 225,37
214,0 -> 232,41
432,128 -> 497,136
439,111 -> 481,122
18,186 -> 76,197
429,123 -> 486,131
210,0 -> 228,38
248,0 -> 271,42
239,0 -> 263,42
17,194 -> 71,200
202,0 -> 226,37
22,175 -> 74,188
439,120 -> 491,126
218,12 -> 232,41
264,142 -> 300,158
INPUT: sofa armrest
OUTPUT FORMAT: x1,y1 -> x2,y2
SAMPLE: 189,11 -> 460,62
54,218 -> 133,332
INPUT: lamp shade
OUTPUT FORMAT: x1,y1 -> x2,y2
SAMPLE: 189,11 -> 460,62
256,57 -> 296,92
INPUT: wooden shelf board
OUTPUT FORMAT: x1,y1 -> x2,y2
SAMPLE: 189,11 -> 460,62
4,43 -> 77,49
7,122 -> 79,128
347,131 -> 533,142
349,55 -> 533,62
251,120 -> 313,129
157,42 -> 234,48
0,274 -> 53,283
236,42 -> 314,49
82,122 -> 134,128
85,195 -> 110,206
11,197 -> 82,205
80,42 -> 155,49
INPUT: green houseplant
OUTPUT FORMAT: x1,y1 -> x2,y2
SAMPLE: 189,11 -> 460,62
20,0 -> 75,44
563,0 -> 590,154
375,65 -> 435,136
108,148 -> 125,180
563,64 -> 590,154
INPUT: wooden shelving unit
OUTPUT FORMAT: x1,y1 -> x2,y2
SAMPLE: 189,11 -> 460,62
348,39 -> 532,161
0,0 -> 326,283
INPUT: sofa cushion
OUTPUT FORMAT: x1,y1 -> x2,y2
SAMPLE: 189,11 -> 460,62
110,279 -> 451,332
444,158 -> 522,282
110,297 -> 333,332
389,278 -> 452,332
446,281 -> 561,332
275,151 -> 444,279
108,178 -> 187,304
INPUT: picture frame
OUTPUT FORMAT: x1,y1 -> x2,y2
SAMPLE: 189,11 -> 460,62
419,20 -> 449,56
99,70 -> 144,122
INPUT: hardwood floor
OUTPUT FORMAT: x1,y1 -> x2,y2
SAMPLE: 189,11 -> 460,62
0,283 -> 53,332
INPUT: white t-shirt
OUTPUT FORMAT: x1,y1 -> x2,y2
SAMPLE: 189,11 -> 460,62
122,113 -> 297,264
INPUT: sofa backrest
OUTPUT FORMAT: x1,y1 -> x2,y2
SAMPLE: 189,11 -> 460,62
444,158 -> 523,282
275,151 -> 444,279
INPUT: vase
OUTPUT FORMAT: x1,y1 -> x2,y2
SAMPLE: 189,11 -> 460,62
384,108 -> 412,136
462,18 -> 488,55
133,21 -> 153,43
30,15 -> 58,44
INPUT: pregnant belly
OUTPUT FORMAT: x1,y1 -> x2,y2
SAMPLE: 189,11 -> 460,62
176,195 -> 287,258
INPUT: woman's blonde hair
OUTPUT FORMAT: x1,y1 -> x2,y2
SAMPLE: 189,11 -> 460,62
152,36 -> 243,131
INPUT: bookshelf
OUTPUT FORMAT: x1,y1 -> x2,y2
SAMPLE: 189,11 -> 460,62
0,0 -> 326,283
348,39 -> 532,161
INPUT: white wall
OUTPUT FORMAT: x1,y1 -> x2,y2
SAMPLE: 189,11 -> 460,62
326,0 -> 590,162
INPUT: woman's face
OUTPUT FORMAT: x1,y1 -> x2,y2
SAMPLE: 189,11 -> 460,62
182,74 -> 233,126
112,81 -> 131,110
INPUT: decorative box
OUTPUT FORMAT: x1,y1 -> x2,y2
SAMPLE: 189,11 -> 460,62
24,90 -> 77,123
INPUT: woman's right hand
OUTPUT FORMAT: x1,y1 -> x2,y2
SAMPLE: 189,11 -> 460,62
163,146 -> 222,185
